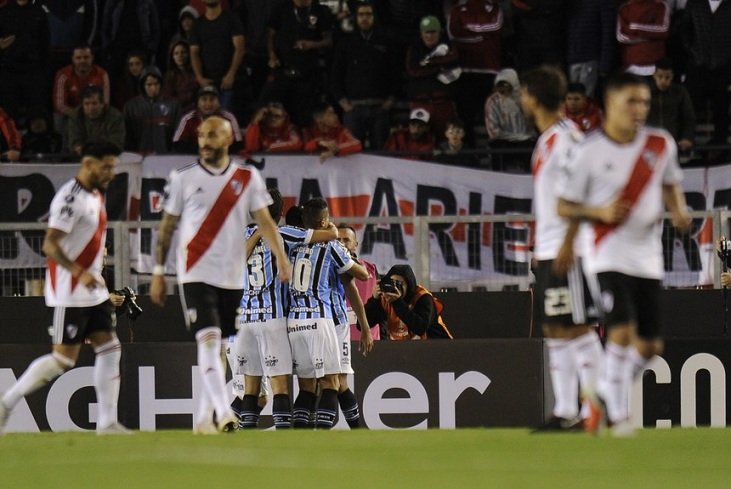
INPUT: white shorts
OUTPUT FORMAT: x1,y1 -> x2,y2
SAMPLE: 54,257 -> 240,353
287,317 -> 341,379
335,321 -> 354,374
235,317 -> 292,377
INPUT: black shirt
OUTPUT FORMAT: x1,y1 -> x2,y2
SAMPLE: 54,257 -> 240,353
269,1 -> 333,74
190,12 -> 245,81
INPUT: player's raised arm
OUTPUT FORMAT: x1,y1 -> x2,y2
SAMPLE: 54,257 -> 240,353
252,207 -> 291,282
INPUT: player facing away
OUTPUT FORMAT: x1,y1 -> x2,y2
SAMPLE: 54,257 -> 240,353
149,116 -> 291,434
557,72 -> 691,435
0,140 -> 129,435
288,198 -> 369,429
232,189 -> 339,429
520,66 -> 604,432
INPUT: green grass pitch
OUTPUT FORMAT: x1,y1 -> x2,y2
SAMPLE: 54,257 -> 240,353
2,428 -> 730,488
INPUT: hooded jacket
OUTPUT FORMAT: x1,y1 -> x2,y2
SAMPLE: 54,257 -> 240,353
484,68 -> 532,141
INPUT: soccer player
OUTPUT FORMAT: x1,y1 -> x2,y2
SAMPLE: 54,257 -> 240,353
520,66 -> 604,432
232,189 -> 339,429
557,72 -> 691,435
288,198 -> 368,429
0,140 -> 128,435
149,116 -> 291,434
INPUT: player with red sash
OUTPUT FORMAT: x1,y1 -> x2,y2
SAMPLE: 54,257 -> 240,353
556,73 -> 691,435
150,116 -> 291,434
0,141 -> 128,435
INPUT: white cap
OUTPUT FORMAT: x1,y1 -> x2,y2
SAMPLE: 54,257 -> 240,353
409,108 -> 430,124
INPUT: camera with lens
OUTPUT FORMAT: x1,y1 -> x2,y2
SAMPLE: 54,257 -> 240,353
114,286 -> 143,321
380,276 -> 400,294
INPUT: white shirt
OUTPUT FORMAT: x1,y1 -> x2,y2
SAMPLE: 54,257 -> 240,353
560,127 -> 683,279
45,179 -> 109,307
532,119 -> 584,260
164,159 -> 272,288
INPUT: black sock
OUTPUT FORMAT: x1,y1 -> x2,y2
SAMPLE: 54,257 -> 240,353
293,391 -> 317,429
316,389 -> 338,429
272,394 -> 292,429
239,394 -> 260,429
338,389 -> 361,429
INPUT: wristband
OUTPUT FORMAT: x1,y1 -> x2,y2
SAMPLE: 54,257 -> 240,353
152,265 -> 165,276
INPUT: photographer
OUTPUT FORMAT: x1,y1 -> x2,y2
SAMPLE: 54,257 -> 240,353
364,264 -> 453,340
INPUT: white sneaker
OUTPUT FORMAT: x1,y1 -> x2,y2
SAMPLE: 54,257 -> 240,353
97,421 -> 132,436
0,399 -> 9,435
611,419 -> 636,438
193,419 -> 218,435
216,411 -> 238,433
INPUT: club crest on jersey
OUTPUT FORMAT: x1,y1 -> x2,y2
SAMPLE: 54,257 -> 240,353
149,191 -> 165,214
64,194 -> 75,203
642,149 -> 658,168
230,180 -> 243,195
66,323 -> 79,339
186,307 -> 197,324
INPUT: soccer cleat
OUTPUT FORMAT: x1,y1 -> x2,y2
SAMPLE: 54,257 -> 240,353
193,419 -> 218,435
97,421 -> 132,436
216,411 -> 238,433
584,394 -> 606,435
532,415 -> 584,433
0,398 -> 9,435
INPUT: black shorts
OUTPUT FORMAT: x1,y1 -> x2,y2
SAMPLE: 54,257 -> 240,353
534,259 -> 597,327
49,301 -> 115,345
596,272 -> 661,339
180,282 -> 243,337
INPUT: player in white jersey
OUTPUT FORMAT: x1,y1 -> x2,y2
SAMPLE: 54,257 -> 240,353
557,73 -> 691,434
149,116 -> 291,434
0,141 -> 129,435
520,66 -> 604,433
288,198 -> 369,429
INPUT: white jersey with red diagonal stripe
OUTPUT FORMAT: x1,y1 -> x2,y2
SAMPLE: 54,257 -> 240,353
45,179 -> 109,307
532,118 -> 583,260
164,159 -> 272,288
559,127 -> 683,279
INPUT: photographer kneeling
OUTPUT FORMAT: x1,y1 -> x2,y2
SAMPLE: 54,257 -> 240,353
365,264 -> 453,340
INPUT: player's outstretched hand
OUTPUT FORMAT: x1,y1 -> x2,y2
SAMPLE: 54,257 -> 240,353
149,275 -> 167,306
359,329 -> 374,357
277,260 -> 292,283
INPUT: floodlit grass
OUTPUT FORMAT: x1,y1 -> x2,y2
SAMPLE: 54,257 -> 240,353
1,428 -> 730,488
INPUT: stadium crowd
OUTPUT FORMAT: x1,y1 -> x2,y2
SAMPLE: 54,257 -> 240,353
0,0 -> 729,167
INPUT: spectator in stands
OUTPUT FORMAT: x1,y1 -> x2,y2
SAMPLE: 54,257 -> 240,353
447,0 -> 503,143
405,15 -> 460,142
189,0 -> 247,116
67,85 -> 125,156
647,57 -> 695,153
163,40 -> 198,112
511,0 -> 564,72
303,103 -> 362,162
112,50 -> 147,110
436,118 -> 478,167
53,45 -> 111,139
484,68 -> 534,171
384,107 -> 435,158
565,0 -> 616,98
22,107 -> 62,158
378,0 -> 442,70
244,102 -> 303,153
0,105 -> 22,161
101,0 -> 160,80
330,1 -> 398,150
682,0 -> 731,148
236,0 -> 277,100
261,0 -> 334,127
0,0 -> 50,120
564,82 -> 603,133
617,0 -> 670,76
336,223 -> 380,342
173,85 -> 242,154
168,5 -> 198,49
364,264 -> 453,340
124,66 -> 181,154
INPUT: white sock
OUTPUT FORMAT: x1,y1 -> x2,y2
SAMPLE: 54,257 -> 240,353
598,342 -> 629,423
195,389 -> 214,427
628,346 -> 651,380
546,338 -> 578,419
93,339 -> 122,428
571,330 -> 603,400
227,334 -> 245,398
2,353 -> 72,408
196,327 -> 231,420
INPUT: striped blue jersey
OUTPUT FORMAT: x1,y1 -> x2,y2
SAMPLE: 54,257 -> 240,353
331,274 -> 348,326
239,225 -> 313,321
288,239 -> 354,320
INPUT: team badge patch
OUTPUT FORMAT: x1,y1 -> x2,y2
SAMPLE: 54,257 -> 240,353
187,307 -> 198,324
66,323 -> 79,339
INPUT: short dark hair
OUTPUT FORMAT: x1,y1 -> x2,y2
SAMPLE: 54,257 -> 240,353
268,188 -> 284,221
336,223 -> 357,235
285,205 -> 304,227
81,84 -> 104,101
81,140 -> 122,159
356,1 -> 374,14
311,103 -> 333,121
302,197 -> 328,227
520,65 -> 567,111
566,82 -> 587,95
604,72 -> 649,99
445,118 -> 464,130
655,57 -> 674,72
